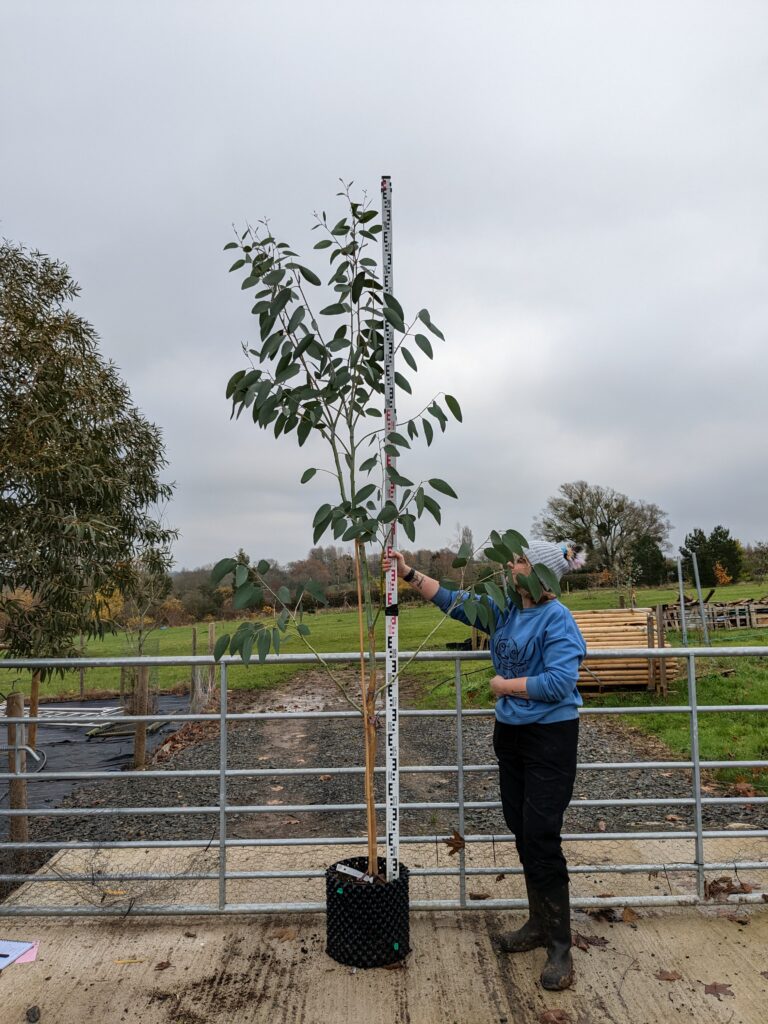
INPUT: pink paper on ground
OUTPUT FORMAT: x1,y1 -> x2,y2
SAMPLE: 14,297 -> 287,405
15,942 -> 39,964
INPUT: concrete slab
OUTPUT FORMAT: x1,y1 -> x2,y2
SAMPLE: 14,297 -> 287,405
1,905 -> 767,1024
1,839 -> 767,1023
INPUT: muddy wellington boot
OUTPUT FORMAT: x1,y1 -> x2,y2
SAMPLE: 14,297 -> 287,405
497,875 -> 546,952
537,883 -> 574,990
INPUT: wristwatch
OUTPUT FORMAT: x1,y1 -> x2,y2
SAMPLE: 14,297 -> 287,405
403,567 -> 416,583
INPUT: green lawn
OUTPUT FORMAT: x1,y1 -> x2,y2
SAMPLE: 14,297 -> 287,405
4,591 -> 766,794
562,580 -> 768,611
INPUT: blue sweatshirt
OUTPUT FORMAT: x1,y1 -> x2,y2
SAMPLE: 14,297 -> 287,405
432,586 -> 586,725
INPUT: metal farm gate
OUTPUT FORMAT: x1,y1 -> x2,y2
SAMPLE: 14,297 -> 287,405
1,647 -> 767,917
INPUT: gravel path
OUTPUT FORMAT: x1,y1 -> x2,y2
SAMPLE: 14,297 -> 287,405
14,671 -> 766,860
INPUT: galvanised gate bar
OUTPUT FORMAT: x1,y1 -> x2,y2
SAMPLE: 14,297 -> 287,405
1,648 -> 767,916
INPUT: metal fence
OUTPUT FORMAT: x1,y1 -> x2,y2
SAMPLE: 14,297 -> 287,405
1,647 -> 767,917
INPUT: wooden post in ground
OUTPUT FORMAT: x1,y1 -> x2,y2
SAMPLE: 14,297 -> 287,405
28,670 -> 41,751
7,692 -> 29,847
133,665 -> 149,768
208,623 -> 216,700
656,604 -> 668,696
79,633 -> 85,698
646,614 -> 655,690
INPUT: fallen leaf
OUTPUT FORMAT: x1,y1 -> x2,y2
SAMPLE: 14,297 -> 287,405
319,774 -> 332,781
469,892 -> 491,901
572,931 -> 609,951
704,981 -> 734,1000
495,873 -> 506,883
282,817 -> 301,825
597,818 -> 607,832
443,830 -> 465,856
733,781 -> 757,797
270,784 -> 284,792
622,907 -> 640,924
266,799 -> 282,805
723,912 -> 750,925
269,926 -> 298,942
665,814 -> 682,823
538,1011 -> 573,1024
154,961 -> 173,971
704,875 -> 754,899
654,970 -> 682,982
114,958 -> 145,965
760,970 -> 768,979
257,755 -> 269,762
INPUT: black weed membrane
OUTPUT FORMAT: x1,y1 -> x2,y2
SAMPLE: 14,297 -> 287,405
325,856 -> 410,968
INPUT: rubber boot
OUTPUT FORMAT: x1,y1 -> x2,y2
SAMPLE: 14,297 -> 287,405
537,882 -> 574,990
497,874 -> 546,953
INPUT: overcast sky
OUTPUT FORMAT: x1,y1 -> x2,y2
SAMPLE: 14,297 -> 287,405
2,1 -> 766,568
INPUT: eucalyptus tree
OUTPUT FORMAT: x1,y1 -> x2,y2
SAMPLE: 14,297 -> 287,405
213,185 -> 559,873
0,242 -> 176,726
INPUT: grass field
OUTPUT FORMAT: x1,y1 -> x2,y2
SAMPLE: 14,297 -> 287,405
3,585 -> 766,792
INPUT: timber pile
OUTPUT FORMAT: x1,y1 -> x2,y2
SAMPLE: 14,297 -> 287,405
572,608 -> 676,692
467,607 -> 676,691
664,597 -> 768,631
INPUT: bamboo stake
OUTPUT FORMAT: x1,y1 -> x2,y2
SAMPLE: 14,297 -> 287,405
355,539 -> 378,876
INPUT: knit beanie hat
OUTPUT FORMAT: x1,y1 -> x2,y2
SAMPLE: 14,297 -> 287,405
522,540 -> 586,581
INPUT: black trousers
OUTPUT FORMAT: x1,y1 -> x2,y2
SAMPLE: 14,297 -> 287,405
493,717 -> 579,891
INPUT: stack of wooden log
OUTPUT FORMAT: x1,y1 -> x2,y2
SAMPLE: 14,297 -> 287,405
663,597 -> 768,631
467,607 -> 677,692
572,608 -> 676,692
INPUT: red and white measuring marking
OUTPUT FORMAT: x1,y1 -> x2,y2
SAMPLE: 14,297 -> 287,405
381,174 -> 400,882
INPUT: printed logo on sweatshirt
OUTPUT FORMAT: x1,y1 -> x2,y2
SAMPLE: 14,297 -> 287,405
494,636 -> 538,679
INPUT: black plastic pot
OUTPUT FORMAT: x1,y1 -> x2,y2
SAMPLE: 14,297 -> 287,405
325,856 -> 410,968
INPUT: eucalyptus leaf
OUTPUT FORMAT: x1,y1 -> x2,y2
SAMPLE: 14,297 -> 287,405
211,557 -> 236,585
428,478 -> 458,499
213,634 -> 230,661
445,394 -> 462,421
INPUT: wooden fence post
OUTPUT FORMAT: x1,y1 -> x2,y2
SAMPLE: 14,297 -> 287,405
133,665 -> 149,769
208,622 -> 216,698
6,692 -> 29,847
28,670 -> 41,751
655,604 -> 668,696
79,633 -> 85,698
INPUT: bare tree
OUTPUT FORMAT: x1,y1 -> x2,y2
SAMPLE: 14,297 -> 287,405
532,481 -> 671,570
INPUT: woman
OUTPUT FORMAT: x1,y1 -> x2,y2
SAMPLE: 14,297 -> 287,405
386,540 -> 586,991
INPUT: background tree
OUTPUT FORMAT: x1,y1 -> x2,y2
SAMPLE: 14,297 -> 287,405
742,542 -> 768,585
533,480 -> 671,570
680,525 -> 743,587
0,241 -> 176,722
629,535 -> 667,587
